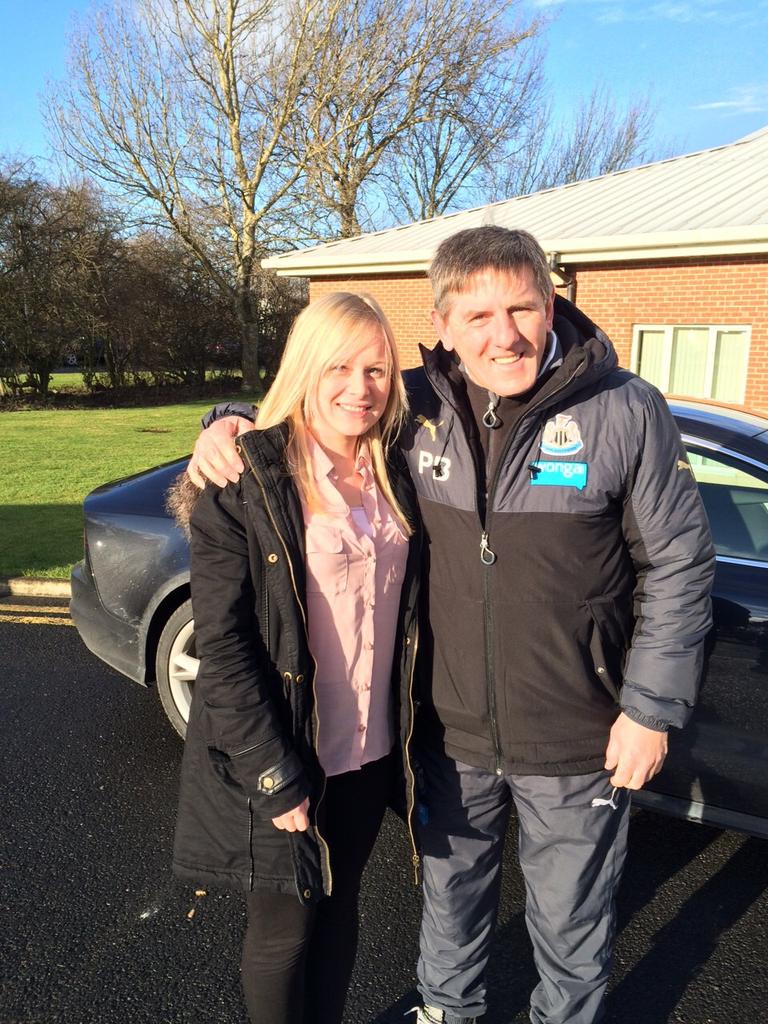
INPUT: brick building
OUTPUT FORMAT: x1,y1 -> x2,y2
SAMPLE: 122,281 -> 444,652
264,127 -> 768,413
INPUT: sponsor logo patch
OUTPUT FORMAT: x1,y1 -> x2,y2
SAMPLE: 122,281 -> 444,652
529,460 -> 588,490
541,413 -> 584,456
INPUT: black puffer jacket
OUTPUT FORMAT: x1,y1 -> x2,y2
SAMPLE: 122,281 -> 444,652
399,297 -> 715,775
172,424 -> 421,904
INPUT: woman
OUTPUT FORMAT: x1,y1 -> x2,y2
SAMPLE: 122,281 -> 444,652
171,292 -> 421,1024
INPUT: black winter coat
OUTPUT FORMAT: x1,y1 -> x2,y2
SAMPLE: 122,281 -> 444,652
172,425 -> 422,904
399,297 -> 715,775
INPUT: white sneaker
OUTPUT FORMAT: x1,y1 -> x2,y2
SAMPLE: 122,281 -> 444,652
418,1010 -> 444,1024
409,1007 -> 477,1024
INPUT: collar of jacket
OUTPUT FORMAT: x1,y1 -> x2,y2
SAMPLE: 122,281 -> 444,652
236,423 -> 308,597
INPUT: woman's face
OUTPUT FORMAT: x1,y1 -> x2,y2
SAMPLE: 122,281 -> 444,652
310,326 -> 392,455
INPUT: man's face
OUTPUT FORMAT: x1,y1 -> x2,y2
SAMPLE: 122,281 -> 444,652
432,267 -> 555,397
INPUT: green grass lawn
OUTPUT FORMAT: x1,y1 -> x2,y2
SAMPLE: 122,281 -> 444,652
46,370 -> 235,393
49,372 -> 87,392
1,397 -> 246,578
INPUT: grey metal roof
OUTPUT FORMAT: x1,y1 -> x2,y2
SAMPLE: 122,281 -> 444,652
263,126 -> 768,274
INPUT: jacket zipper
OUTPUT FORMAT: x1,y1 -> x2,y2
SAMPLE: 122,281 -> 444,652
262,559 -> 270,659
231,737 -> 271,757
237,442 -> 333,896
423,368 -> 506,775
246,797 -> 254,889
402,621 -> 421,884
483,566 -> 504,774
481,367 -> 583,775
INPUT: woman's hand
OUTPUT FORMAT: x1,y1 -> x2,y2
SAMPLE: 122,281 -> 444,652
271,797 -> 310,832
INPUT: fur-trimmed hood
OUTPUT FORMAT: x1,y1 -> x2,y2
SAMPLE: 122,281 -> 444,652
166,472 -> 204,536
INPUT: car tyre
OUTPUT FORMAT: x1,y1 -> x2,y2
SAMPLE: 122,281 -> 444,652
156,599 -> 198,738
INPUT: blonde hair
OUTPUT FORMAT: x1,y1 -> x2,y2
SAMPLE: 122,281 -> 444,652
257,292 -> 411,533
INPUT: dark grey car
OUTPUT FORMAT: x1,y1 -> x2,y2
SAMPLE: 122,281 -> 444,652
70,401 -> 768,837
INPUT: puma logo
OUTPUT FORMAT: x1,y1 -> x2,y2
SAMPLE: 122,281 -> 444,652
677,459 -> 694,474
416,415 -> 444,442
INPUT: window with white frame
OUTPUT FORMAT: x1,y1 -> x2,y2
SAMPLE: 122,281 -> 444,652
631,325 -> 751,404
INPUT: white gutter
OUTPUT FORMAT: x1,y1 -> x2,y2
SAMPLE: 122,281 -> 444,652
261,226 -> 768,276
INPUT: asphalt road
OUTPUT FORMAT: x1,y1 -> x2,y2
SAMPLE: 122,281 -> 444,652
2,602 -> 767,1024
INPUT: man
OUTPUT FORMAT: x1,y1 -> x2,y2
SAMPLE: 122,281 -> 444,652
188,227 -> 715,1024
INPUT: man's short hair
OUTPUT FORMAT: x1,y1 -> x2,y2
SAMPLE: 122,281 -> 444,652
429,226 -> 553,313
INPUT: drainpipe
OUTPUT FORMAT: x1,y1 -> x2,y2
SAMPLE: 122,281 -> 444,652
548,253 -> 576,303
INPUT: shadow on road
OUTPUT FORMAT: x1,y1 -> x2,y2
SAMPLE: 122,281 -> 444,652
608,814 -> 767,1024
368,808 -> 767,1024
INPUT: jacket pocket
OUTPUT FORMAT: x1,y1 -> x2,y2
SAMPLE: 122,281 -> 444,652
586,599 -> 631,701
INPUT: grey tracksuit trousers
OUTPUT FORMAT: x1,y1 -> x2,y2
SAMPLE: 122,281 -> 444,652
416,745 -> 631,1024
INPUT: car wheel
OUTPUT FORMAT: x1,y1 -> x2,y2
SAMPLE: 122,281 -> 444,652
156,599 -> 198,738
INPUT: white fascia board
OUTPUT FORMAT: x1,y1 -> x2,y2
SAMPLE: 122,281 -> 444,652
545,226 -> 768,264
261,227 -> 768,277
260,250 -> 436,275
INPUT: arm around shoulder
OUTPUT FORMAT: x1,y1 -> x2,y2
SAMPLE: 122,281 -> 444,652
187,402 -> 257,488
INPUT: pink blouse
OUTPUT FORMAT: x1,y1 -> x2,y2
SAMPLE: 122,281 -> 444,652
302,438 -> 408,777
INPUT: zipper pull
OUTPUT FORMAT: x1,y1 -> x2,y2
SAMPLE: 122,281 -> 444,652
482,392 -> 501,428
411,852 -> 421,885
480,531 -> 497,565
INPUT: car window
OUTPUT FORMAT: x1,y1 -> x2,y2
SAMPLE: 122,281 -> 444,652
685,448 -> 768,561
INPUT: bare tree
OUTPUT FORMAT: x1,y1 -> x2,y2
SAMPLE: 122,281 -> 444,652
48,0 -> 657,381
0,168 -> 119,396
50,0 -> 547,331
480,85 -> 657,202
290,0 -> 542,237
111,233 -> 301,388
48,0 -> 348,388
100,233 -> 238,387
375,40 -> 543,224
552,87 -> 656,184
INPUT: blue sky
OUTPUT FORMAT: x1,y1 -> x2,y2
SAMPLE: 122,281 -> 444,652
535,0 -> 768,153
0,0 -> 89,163
1,0 -> 766,170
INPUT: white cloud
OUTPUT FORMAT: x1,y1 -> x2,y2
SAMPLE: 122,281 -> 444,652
693,84 -> 768,115
648,2 -> 722,22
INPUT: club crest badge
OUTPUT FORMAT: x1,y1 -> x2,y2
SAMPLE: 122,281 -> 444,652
541,414 -> 584,457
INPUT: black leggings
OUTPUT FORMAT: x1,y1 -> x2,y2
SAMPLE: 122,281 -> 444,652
241,753 -> 394,1024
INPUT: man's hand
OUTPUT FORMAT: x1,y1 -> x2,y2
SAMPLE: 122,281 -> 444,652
604,712 -> 668,790
271,797 -> 310,833
187,416 -> 251,488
